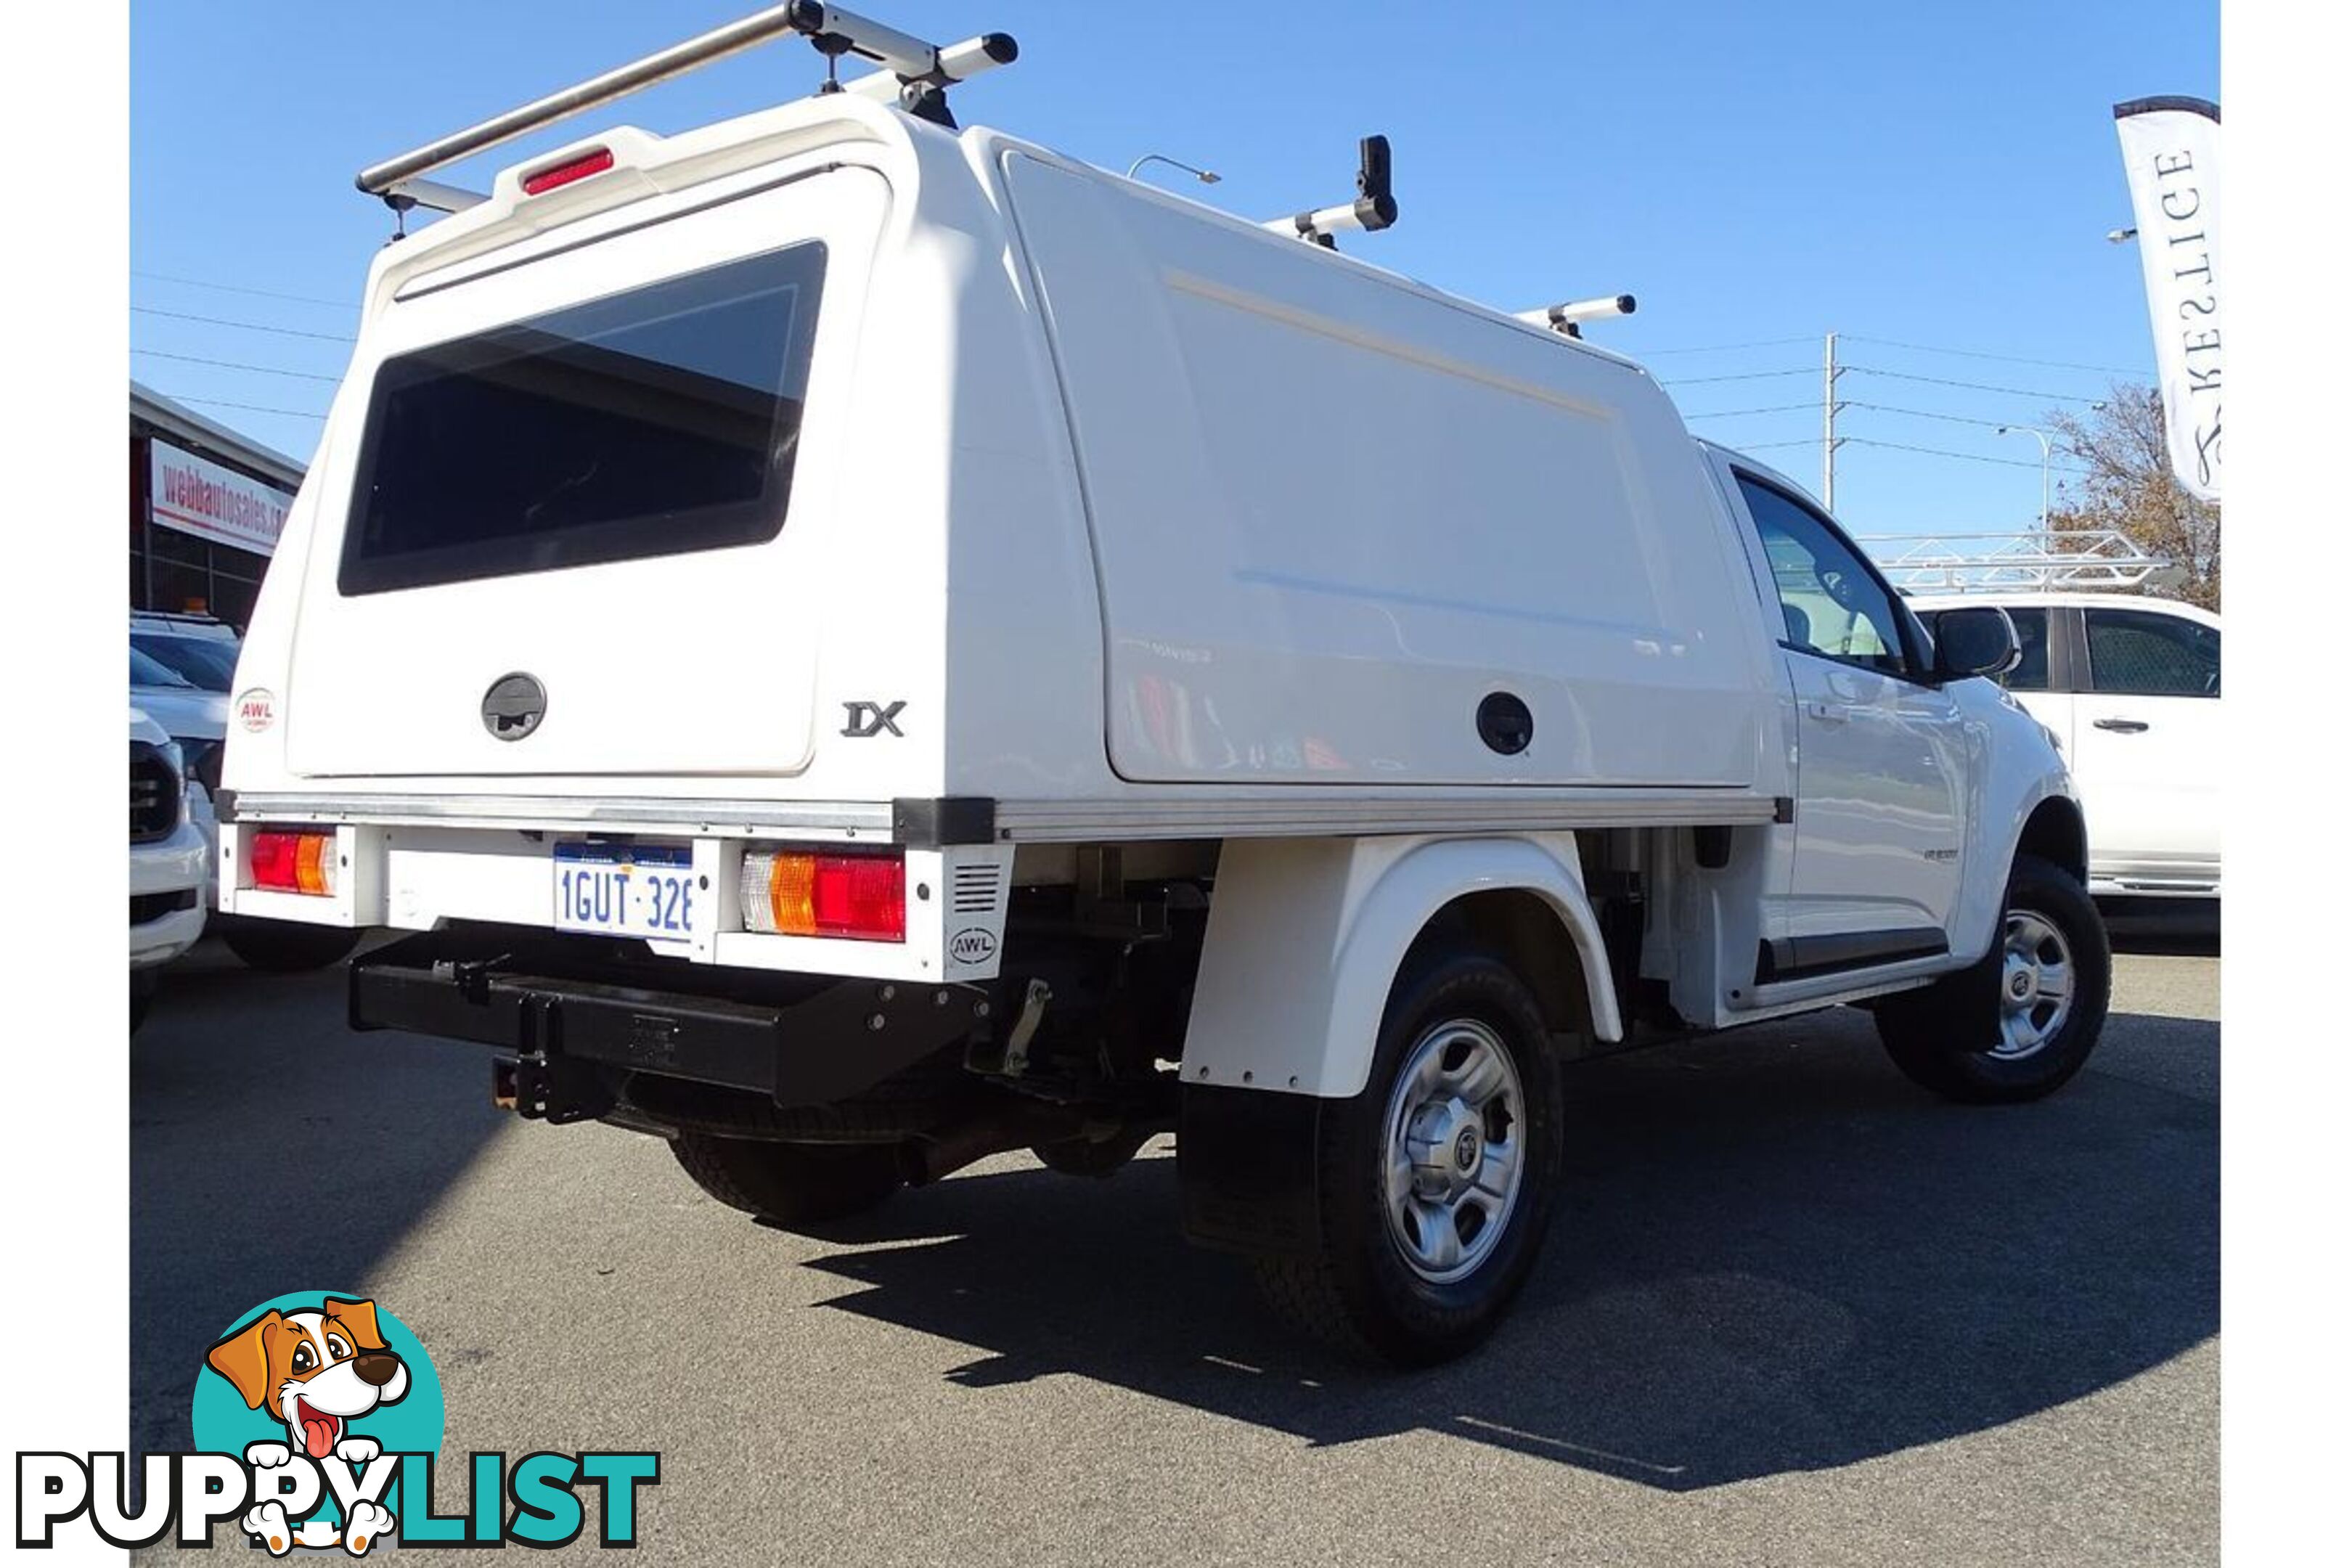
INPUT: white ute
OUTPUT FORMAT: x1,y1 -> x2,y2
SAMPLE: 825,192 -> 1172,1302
221,4 -> 2109,1363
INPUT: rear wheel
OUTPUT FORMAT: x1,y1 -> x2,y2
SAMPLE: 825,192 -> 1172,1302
668,1133 -> 903,1229
1254,947 -> 1564,1365
221,919 -> 364,973
1876,853 -> 2112,1103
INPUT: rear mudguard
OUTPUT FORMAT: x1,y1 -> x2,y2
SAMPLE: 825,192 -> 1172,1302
1178,833 -> 1621,1100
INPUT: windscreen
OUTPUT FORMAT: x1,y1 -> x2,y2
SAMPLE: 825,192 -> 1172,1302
340,241 -> 827,595
134,633 -> 239,691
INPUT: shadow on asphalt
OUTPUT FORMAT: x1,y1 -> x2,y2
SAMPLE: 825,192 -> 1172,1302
128,939 -> 507,1460
788,1011 -> 2218,1491
2102,902 -> 2221,957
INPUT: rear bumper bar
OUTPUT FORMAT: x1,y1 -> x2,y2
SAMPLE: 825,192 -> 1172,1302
350,927 -> 996,1108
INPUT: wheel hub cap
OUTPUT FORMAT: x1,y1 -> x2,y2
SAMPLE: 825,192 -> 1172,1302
1992,908 -> 2075,1061
1381,1019 -> 1526,1284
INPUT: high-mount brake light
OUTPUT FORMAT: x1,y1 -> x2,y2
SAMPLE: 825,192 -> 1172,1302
740,846 -> 905,942
250,829 -> 338,897
520,147 -> 614,196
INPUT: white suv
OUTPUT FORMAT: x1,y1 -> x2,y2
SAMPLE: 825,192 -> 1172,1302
129,706 -> 208,1028
1912,592 -> 2221,900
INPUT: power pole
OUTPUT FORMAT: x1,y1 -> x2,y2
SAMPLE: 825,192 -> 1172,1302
1821,330 -> 1846,510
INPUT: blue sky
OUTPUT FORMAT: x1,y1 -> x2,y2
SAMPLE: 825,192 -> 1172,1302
129,0 -> 2216,539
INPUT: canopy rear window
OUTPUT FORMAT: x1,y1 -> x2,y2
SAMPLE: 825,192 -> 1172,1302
340,241 -> 826,595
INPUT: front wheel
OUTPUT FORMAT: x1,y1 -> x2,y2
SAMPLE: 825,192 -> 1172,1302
1254,947 -> 1564,1365
1876,853 -> 2112,1103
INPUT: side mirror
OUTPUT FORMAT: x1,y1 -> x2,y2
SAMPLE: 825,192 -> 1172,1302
1927,605 -> 2022,682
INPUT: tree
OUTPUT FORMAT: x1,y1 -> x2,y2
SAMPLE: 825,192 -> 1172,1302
2044,385 -> 2221,610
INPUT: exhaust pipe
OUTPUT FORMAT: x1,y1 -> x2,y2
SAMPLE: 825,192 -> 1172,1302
898,1103 -> 1098,1186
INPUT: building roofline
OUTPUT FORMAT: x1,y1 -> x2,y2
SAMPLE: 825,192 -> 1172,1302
130,379 -> 306,490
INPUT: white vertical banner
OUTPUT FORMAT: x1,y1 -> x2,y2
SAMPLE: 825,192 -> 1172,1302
2115,96 -> 2222,503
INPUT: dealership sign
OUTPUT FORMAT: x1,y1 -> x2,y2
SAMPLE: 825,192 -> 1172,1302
150,441 -> 293,556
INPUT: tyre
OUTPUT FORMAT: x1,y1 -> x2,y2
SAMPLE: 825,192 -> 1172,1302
130,974 -> 156,1034
1254,946 -> 1564,1365
221,919 -> 364,973
1876,853 -> 2112,1103
669,1133 -> 903,1228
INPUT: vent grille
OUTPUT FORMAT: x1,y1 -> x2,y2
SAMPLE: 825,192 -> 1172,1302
130,743 -> 180,844
951,863 -> 1000,915
131,889 -> 198,926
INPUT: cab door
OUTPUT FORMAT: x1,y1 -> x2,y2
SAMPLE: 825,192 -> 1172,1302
1726,472 -> 1971,975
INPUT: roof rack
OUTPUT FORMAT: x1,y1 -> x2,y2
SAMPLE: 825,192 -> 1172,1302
354,3 -> 1016,208
1856,529 -> 2171,594
1265,135 -> 1397,249
1514,293 -> 1636,340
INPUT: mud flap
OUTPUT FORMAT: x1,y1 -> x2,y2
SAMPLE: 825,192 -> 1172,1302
1177,1083 -> 1326,1256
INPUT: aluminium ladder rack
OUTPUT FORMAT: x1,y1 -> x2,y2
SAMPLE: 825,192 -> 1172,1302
1856,529 -> 2171,594
354,2 -> 1015,211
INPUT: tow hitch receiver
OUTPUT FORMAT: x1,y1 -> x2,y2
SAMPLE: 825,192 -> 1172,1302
491,1052 -> 618,1124
353,928 -> 995,1109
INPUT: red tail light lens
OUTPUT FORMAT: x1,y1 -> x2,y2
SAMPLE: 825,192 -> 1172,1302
250,829 -> 336,896
740,847 -> 905,942
520,147 -> 614,195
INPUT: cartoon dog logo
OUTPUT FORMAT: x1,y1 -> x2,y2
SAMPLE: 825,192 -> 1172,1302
205,1297 -> 407,1554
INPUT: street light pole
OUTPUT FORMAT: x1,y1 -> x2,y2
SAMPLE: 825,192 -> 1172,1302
1126,152 -> 1220,186
1996,424 -> 2054,531
1997,404 -> 2103,537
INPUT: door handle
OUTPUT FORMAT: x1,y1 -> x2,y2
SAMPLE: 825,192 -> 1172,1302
1805,701 -> 1849,724
2093,718 -> 2150,734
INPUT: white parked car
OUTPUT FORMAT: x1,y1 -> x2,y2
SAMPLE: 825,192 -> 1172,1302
220,5 -> 2108,1363
133,636 -> 362,970
129,706 -> 208,1029
132,642 -> 224,907
1910,592 -> 2220,900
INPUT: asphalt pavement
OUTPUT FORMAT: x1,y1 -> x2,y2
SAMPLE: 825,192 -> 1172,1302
131,925 -> 2218,1565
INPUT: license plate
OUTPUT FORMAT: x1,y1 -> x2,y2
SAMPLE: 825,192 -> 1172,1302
552,842 -> 696,944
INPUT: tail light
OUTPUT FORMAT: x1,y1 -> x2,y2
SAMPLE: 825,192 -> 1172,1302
740,847 -> 904,942
250,829 -> 337,897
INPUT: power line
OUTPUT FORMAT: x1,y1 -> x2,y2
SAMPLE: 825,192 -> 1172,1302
156,392 -> 328,421
1633,335 -> 1819,356
132,305 -> 355,343
132,269 -> 351,310
131,348 -> 339,382
1841,435 -> 2091,474
1681,401 -> 1819,420
1658,367 -> 1815,387
1845,401 -> 2075,435
1839,332 -> 2144,379
1842,364 -> 2109,404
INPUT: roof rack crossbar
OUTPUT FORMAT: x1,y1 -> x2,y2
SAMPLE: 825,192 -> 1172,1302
354,2 -> 1016,197
1514,293 -> 1637,339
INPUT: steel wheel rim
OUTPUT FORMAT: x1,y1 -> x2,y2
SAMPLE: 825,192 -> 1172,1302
1991,907 -> 2075,1060
1379,1018 -> 1526,1285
